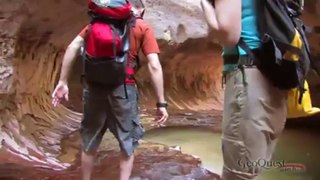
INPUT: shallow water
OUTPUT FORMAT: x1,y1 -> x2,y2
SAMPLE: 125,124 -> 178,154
143,126 -> 320,180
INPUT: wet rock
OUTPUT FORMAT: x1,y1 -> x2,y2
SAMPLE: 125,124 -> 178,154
186,117 -> 199,121
139,109 -> 222,132
169,145 -> 182,151
0,0 -> 319,179
184,112 -> 194,116
0,141 -> 219,180
133,142 -> 217,180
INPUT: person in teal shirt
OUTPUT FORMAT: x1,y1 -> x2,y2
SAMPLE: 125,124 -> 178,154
222,0 -> 261,72
201,0 -> 288,179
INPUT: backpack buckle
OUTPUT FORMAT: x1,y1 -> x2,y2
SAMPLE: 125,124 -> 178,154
247,57 -> 254,66
240,56 -> 254,67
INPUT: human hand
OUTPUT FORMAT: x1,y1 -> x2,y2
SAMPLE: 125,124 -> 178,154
51,81 -> 69,107
154,107 -> 169,127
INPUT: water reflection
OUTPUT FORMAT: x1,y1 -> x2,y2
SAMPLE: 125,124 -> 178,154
143,125 -> 320,180
143,126 -> 223,174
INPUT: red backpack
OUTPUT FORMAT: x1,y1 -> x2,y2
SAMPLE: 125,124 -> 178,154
82,0 -> 133,86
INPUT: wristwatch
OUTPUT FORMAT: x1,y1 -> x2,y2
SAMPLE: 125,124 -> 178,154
156,102 -> 168,108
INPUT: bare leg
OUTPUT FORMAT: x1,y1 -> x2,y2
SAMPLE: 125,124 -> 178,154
119,151 -> 134,180
81,151 -> 96,180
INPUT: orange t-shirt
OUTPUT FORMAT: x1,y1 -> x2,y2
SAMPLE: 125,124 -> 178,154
78,19 -> 160,84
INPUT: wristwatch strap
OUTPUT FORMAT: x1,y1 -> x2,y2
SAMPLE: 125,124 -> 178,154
156,102 -> 168,108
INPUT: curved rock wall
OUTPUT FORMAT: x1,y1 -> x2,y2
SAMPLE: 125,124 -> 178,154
0,0 -> 85,168
303,1 -> 320,107
0,0 -> 319,173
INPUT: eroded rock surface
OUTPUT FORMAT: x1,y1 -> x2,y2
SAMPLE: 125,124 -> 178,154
0,142 -> 218,180
0,0 -> 222,178
0,0 -> 319,179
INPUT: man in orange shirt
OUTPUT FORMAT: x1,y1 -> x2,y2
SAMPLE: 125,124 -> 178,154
52,2 -> 168,180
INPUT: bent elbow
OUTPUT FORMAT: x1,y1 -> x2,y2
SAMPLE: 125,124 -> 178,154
222,36 -> 240,48
148,61 -> 162,72
219,26 -> 241,48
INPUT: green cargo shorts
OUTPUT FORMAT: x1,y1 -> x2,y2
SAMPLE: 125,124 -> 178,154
80,83 -> 144,156
221,67 -> 288,179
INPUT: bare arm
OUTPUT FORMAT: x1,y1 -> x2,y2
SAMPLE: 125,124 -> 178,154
59,36 -> 84,83
146,53 -> 166,103
200,0 -> 242,47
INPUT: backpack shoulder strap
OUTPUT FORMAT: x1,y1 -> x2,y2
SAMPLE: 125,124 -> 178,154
81,24 -> 92,83
81,24 -> 92,57
238,38 -> 256,60
133,23 -> 143,69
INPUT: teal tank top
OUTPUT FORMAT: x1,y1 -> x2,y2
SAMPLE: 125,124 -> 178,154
222,0 -> 261,71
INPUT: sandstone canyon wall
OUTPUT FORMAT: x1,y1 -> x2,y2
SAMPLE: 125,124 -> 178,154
0,0 -> 319,177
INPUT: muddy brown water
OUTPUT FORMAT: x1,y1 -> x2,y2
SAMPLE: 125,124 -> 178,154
144,123 -> 320,180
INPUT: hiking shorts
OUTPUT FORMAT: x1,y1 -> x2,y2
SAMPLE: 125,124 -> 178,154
221,67 -> 288,179
80,83 -> 144,156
